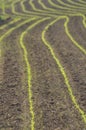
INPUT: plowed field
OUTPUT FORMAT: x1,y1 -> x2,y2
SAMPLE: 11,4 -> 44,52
0,0 -> 86,130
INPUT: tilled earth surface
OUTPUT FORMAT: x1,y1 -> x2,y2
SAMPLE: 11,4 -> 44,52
0,0 -> 86,130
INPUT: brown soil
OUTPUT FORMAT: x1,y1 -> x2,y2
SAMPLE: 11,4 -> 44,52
0,19 -> 23,37
0,19 -> 38,130
23,1 -> 56,17
47,17 -> 86,122
23,18 -> 86,130
0,0 -> 86,130
14,2 -> 25,14
46,18 -> 86,113
5,8 -> 12,15
23,1 -> 33,12
68,16 -> 86,48
32,1 -> 46,10
0,17 -> 11,26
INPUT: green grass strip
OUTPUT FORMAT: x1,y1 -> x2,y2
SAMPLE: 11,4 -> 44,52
11,0 -> 32,17
0,0 -> 6,15
42,16 -> 86,123
64,16 -> 86,55
29,0 -> 57,12
57,0 -> 86,9
29,0 -> 77,16
12,0 -> 57,18
79,0 -> 86,4
0,17 -> 38,43
20,17 -> 50,130
29,0 -> 38,11
67,0 -> 86,7
0,0 -> 15,15
21,0 -> 58,17
0,17 -> 20,30
67,13 -> 86,27
38,0 -> 78,15
48,0 -> 86,14
11,0 -> 21,14
28,0 -> 59,17
38,0 -> 67,13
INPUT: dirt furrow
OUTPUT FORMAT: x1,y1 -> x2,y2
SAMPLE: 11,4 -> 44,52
0,18 -> 22,37
45,18 -> 86,119
0,48 -> 3,90
0,19 -> 38,130
68,16 -> 86,49
48,0 -> 85,14
32,0 -> 46,10
14,2 -> 26,15
5,7 -> 13,15
0,0 -> 86,130
40,0 -> 57,10
23,19 -> 85,130
22,0 -> 33,12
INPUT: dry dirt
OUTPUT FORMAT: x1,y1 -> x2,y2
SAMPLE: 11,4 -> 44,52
0,0 -> 86,130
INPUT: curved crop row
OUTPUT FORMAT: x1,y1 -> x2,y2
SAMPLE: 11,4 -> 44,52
48,0 -> 86,14
57,0 -> 86,9
19,17 -> 51,130
0,0 -> 86,129
0,17 -> 20,30
1,0 -> 86,17
64,16 -> 86,55
0,17 -> 38,43
24,0 -> 63,17
79,0 -> 86,4
67,0 -> 86,7
41,16 -> 86,123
